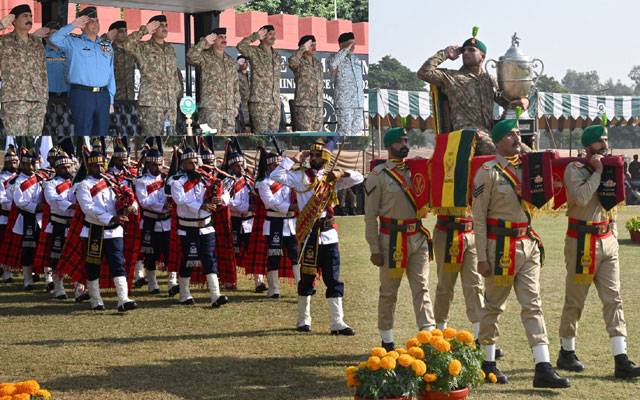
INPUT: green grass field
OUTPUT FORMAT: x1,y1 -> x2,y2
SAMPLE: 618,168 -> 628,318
1,209 -> 640,399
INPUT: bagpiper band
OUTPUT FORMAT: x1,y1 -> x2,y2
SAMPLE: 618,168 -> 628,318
0,147 -> 19,283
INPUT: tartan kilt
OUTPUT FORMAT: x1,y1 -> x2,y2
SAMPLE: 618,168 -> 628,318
214,205 -> 237,287
0,205 -> 24,270
123,205 -> 141,277
33,204 -> 51,273
166,205 -> 181,273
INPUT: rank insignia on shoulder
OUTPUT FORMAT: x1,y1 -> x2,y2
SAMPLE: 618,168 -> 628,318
572,161 -> 585,167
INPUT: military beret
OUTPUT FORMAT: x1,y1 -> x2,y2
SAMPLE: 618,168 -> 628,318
383,127 -> 408,148
237,55 -> 246,61
44,20 -> 61,30
109,20 -> 127,31
10,4 -> 31,17
78,7 -> 97,18
298,35 -> 316,47
338,32 -> 355,44
491,119 -> 518,143
462,37 -> 487,55
261,24 -> 275,32
148,15 -> 167,24
581,124 -> 607,147
212,27 -> 226,35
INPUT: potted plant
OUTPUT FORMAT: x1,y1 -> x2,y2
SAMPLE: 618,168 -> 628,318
0,380 -> 54,399
625,217 -> 640,244
345,346 -> 425,399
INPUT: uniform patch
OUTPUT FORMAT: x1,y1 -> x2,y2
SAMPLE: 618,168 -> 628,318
364,181 -> 376,196
473,183 -> 484,198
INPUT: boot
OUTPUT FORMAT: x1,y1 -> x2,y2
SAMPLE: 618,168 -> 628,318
296,296 -> 311,332
1,268 -> 13,283
267,270 -> 280,299
206,273 -> 228,308
381,341 -> 395,352
614,354 -> 640,379
22,266 -> 34,290
133,260 -> 146,288
146,269 -> 160,294
87,279 -> 104,311
533,362 -> 570,388
114,276 -> 137,312
52,274 -> 67,300
179,277 -> 194,304
74,282 -> 89,303
292,264 -> 301,283
44,267 -> 54,292
556,348 -> 585,372
482,361 -> 508,384
328,297 -> 355,336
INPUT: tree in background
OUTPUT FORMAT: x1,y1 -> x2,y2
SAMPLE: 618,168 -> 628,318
369,56 -> 425,91
536,74 -> 568,93
561,70 -> 603,94
236,0 -> 368,22
629,66 -> 640,95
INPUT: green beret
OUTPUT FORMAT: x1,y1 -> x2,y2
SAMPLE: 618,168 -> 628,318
491,119 -> 518,143
581,125 -> 607,147
462,37 -> 487,55
383,127 -> 408,148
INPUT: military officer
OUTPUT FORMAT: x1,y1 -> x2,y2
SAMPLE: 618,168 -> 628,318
237,55 -> 251,131
43,21 -> 69,99
108,20 -> 137,102
289,35 -> 324,132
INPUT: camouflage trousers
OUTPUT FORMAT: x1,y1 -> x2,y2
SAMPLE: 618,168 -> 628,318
138,106 -> 177,135
199,107 -> 237,134
239,101 -> 251,132
1,101 -> 46,136
249,101 -> 280,134
293,106 -> 323,132
336,107 -> 364,136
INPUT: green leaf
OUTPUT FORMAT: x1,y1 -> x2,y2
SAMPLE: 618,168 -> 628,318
515,106 -> 524,120
472,26 -> 479,38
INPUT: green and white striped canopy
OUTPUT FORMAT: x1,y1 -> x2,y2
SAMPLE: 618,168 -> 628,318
537,92 -> 640,120
369,89 -> 433,119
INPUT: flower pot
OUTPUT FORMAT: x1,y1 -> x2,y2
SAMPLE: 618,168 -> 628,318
630,230 -> 640,244
422,387 -> 469,400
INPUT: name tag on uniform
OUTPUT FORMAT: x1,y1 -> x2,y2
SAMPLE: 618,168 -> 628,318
99,41 -> 112,54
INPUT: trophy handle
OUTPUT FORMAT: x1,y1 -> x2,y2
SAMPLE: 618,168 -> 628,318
531,58 -> 545,86
485,59 -> 497,72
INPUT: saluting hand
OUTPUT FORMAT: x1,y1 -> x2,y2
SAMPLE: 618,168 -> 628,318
72,15 -> 90,29
303,39 -> 313,51
205,33 -> 217,46
31,27 -> 50,39
445,45 -> 461,60
146,20 -> 161,35
257,27 -> 268,40
0,14 -> 16,28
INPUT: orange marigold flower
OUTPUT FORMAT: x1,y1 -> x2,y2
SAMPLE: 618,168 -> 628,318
433,338 -> 452,352
15,380 -> 39,395
406,337 -> 420,349
367,356 -> 381,371
346,375 -> 358,388
408,346 -> 425,359
395,348 -> 407,355
456,330 -> 475,345
489,373 -> 498,384
371,347 -> 387,358
398,354 -> 415,368
386,351 -> 400,360
380,356 -> 397,370
35,389 -> 52,400
430,329 -> 443,337
423,373 -> 437,382
0,396 -> 12,400
480,370 -> 486,379
345,366 -> 358,377
412,359 -> 427,376
0,385 -> 16,396
448,359 -> 462,377
443,327 -> 458,339
12,394 -> 31,400
416,330 -> 432,344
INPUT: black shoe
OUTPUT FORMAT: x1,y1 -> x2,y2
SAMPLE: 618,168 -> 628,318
2,277 -> 13,284
211,295 -> 229,308
32,273 -> 40,282
134,278 -> 147,288
614,354 -> 640,379
482,361 -> 508,384
254,283 -> 267,293
296,325 -> 311,332
46,282 -> 55,292
92,304 -> 105,311
331,327 -> 355,336
180,298 -> 195,305
381,341 -> 395,352
533,362 -> 570,388
269,293 -> 280,299
75,293 -> 90,303
168,285 -> 180,297
477,340 -> 504,360
149,288 -> 161,295
55,294 -> 68,300
23,284 -> 34,291
117,301 -> 138,312
557,349 -> 585,372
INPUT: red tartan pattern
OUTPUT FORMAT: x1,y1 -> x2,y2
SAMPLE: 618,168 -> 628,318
0,205 -> 24,270
214,205 -> 237,287
33,204 -> 51,273
167,203 -> 181,274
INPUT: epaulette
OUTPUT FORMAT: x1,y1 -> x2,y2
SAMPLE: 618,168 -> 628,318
482,159 -> 498,170
572,161 -> 585,168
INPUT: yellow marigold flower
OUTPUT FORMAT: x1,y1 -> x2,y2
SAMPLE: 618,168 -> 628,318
448,359 -> 462,377
12,394 -> 31,400
480,370 -> 486,379
416,330 -> 432,344
380,356 -> 397,370
35,389 -> 52,400
408,346 -> 425,359
0,385 -> 16,396
367,356 -> 381,371
0,396 -> 12,400
398,354 -> 415,368
430,329 -> 443,337
371,347 -> 387,358
395,347 -> 407,355
345,366 -> 358,376
456,330 -> 475,345
443,327 -> 458,339
15,380 -> 39,395
406,337 -> 420,349
433,338 -> 452,352
358,361 -> 368,369
386,350 -> 400,360
423,373 -> 437,382
489,373 -> 498,384
411,359 -> 427,376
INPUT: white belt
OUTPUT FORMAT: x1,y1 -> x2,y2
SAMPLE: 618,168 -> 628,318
50,214 -> 72,225
266,211 -> 295,218
142,210 -> 170,220
178,216 -> 211,228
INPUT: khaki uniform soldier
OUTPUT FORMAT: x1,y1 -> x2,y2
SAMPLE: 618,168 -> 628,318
473,118 -> 569,388
237,56 -> 251,131
289,35 -> 323,132
237,25 -> 281,133
556,124 -> 640,379
123,15 -> 182,135
108,21 -> 137,102
187,28 -> 240,134
417,28 -> 529,155
0,5 -> 49,136
364,128 -> 435,351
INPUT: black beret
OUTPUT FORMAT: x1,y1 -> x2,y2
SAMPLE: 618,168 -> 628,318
109,20 -> 127,31
338,32 -> 355,44
78,7 -> 97,18
298,35 -> 316,47
10,4 -> 31,17
237,55 -> 246,61
212,27 -> 226,35
261,24 -> 275,32
148,15 -> 167,24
